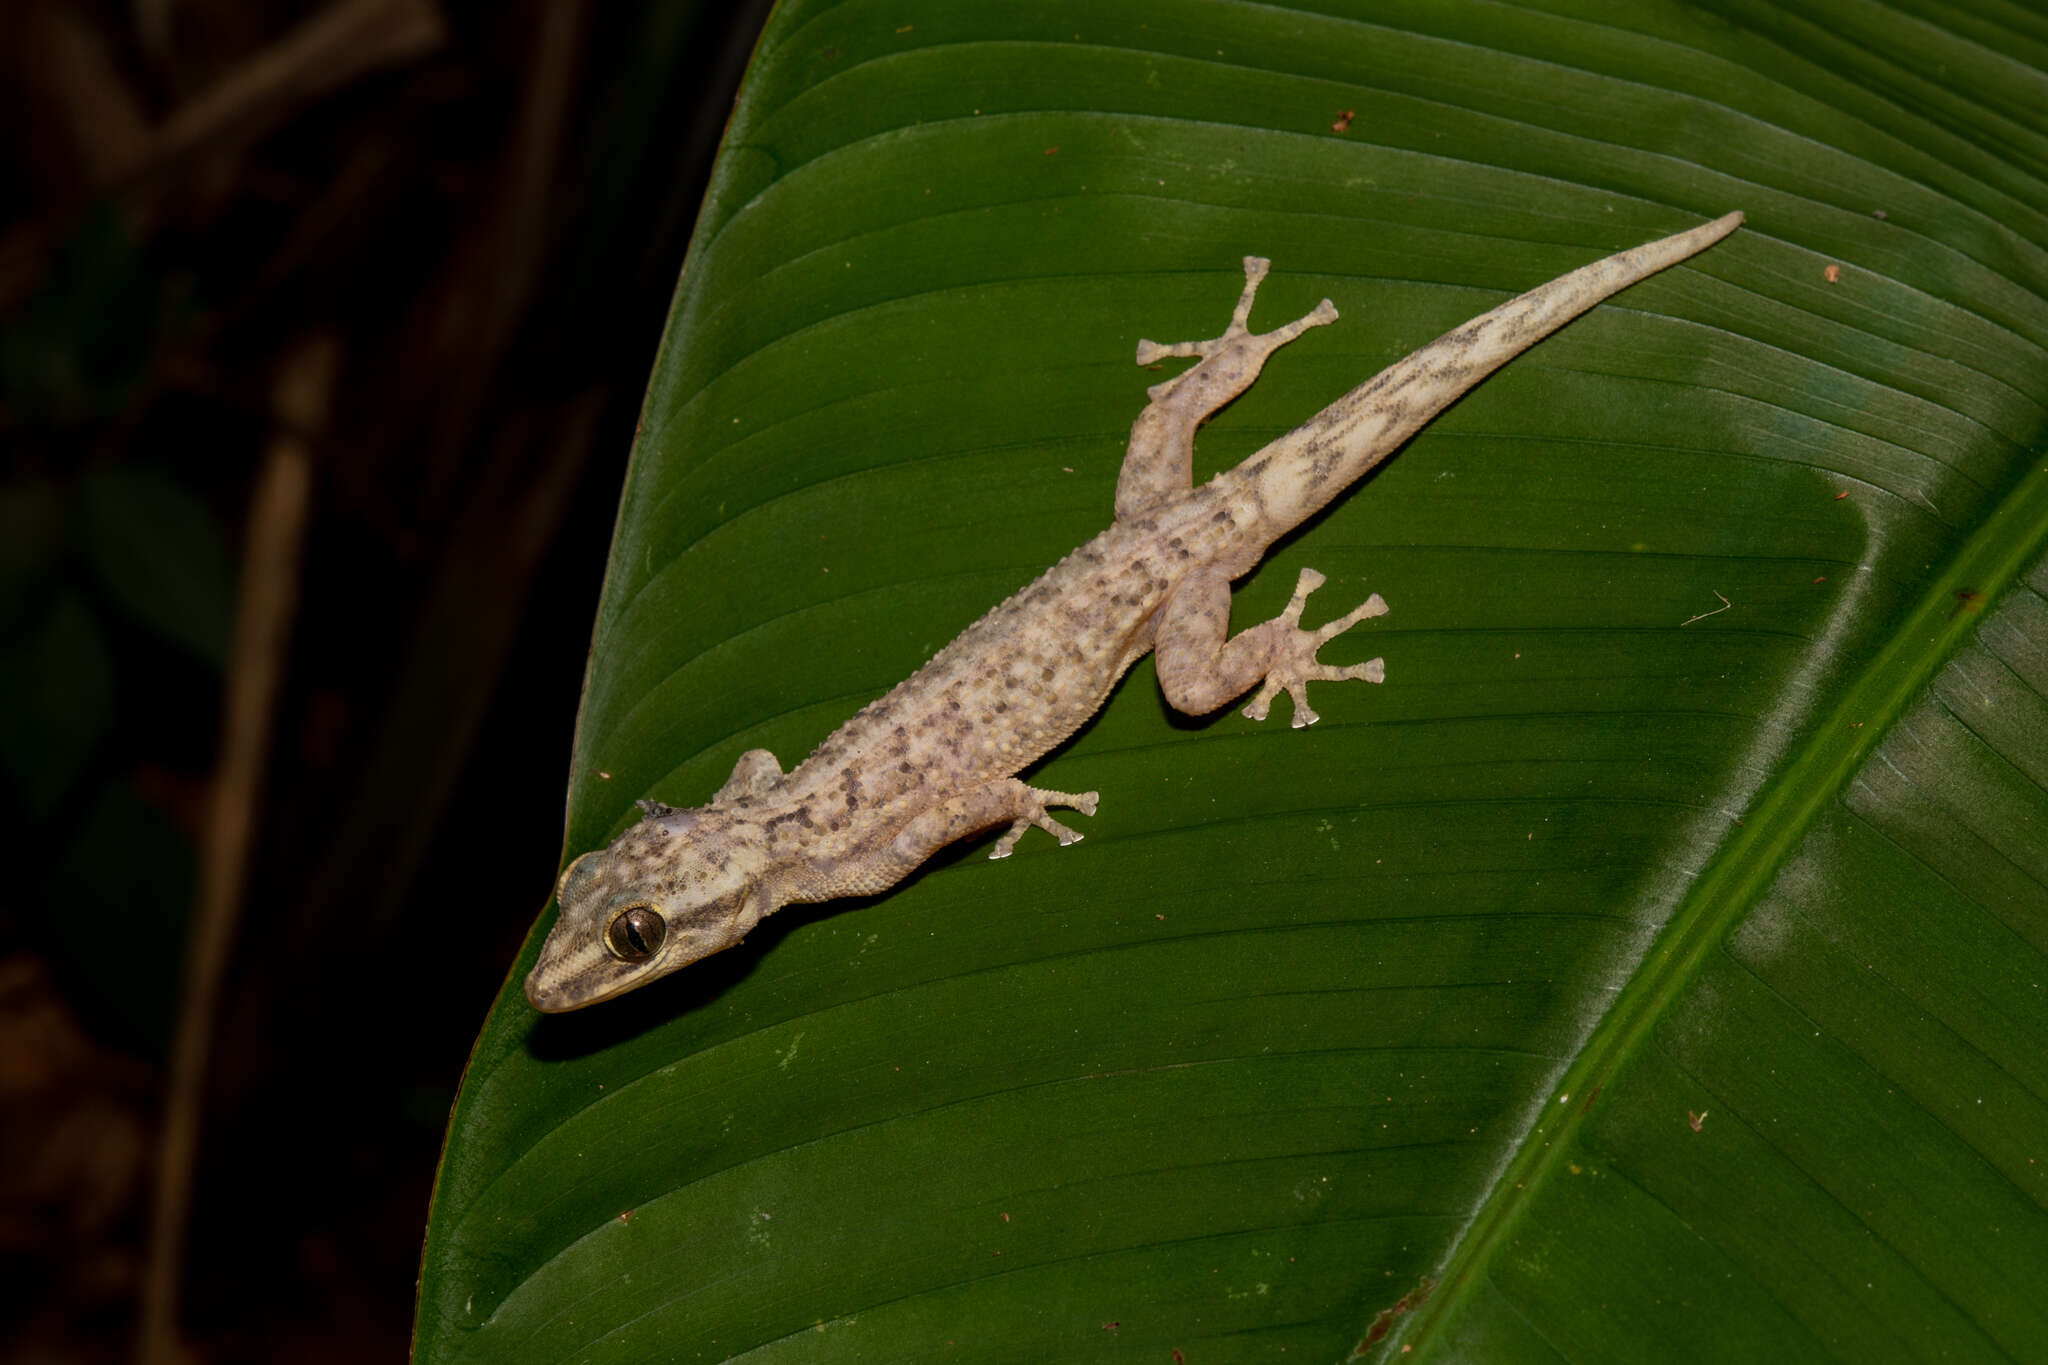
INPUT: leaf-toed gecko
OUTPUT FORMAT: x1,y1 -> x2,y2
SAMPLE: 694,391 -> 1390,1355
527,211 -> 1744,1012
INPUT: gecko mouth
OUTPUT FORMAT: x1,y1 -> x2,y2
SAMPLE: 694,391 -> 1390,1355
527,953 -> 663,1013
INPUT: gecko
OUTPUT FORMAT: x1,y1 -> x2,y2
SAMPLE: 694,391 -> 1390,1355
526,210 -> 1744,1012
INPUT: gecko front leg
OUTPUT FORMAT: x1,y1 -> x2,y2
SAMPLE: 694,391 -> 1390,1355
886,778 -> 1101,872
1155,566 -> 1387,727
715,747 -> 783,802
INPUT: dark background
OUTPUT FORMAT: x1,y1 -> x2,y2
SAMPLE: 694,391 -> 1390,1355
0,1 -> 773,1358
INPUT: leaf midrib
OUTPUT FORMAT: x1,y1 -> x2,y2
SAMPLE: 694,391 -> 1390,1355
1400,450 -> 2048,1353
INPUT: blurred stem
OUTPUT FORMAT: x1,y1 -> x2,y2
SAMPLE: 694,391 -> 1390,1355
1,0 -> 446,316
140,333 -> 337,1365
149,0 -> 446,172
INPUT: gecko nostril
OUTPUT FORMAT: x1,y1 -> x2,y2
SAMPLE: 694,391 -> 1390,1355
604,905 -> 666,962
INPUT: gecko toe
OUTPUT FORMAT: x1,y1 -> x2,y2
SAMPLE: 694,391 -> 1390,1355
1241,582 -> 1387,726
989,786 -> 1099,857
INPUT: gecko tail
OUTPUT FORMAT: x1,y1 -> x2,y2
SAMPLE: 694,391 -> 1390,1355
1241,210 -> 1744,529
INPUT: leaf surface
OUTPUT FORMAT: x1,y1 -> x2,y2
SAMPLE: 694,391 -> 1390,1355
418,3 -> 2048,1359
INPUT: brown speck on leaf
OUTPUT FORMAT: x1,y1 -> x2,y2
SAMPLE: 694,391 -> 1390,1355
1044,146 -> 1059,156
1824,263 -> 1842,283
1814,576 -> 1828,584
1833,490 -> 1849,500
1953,589 -> 1985,617
618,1209 -> 634,1222
1102,1321 -> 1119,1331
895,24 -> 913,33
1000,1212 -> 1009,1222
1580,1084 -> 1602,1114
1361,1276 -> 1437,1348
1332,109 -> 1356,132
1174,1352 -> 1186,1364
1688,1110 -> 1707,1132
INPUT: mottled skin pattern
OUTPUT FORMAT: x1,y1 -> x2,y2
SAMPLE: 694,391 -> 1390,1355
528,211 -> 1744,1012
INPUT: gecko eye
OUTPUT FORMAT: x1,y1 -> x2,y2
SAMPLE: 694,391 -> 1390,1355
603,905 -> 666,962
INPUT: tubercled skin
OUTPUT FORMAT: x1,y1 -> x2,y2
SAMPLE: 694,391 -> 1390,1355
527,212 -> 1745,1012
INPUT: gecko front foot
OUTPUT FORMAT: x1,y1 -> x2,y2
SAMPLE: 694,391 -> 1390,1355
1242,568 -> 1388,728
988,786 -> 1101,860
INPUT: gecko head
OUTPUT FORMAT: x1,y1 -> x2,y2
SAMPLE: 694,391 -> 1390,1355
524,804 -> 770,1013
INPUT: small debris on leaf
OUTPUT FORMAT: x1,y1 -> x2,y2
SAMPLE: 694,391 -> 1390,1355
1680,589 -> 1732,626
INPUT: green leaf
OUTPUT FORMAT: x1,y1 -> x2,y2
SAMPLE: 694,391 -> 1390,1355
0,206 -> 161,429
0,589 -> 116,822
419,3 -> 2048,1360
0,477 -> 67,632
37,778 -> 195,1054
80,466 -> 234,669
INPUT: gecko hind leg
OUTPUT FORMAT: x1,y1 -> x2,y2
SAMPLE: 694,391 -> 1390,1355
1241,569 -> 1389,727
1117,258 -> 1338,521
1156,566 -> 1387,728
1134,257 -> 1336,373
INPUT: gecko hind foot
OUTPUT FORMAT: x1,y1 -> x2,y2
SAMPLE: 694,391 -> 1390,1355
1243,568 -> 1388,728
1135,256 -> 1338,367
988,787 -> 1101,860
